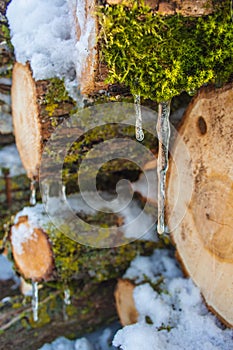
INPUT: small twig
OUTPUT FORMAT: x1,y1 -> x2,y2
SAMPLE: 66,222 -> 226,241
0,291 -> 61,331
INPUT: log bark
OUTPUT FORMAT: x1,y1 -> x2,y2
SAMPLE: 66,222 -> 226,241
106,0 -> 214,16
10,205 -> 158,282
166,83 -> 233,327
0,279 -> 117,350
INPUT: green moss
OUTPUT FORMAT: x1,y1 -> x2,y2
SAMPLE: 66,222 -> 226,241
46,223 -> 159,283
99,1 -> 233,101
62,121 -> 157,191
44,78 -> 75,117
45,78 -> 73,105
0,24 -> 14,52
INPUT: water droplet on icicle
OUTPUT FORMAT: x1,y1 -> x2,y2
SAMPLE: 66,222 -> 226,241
156,100 -> 171,235
30,180 -> 37,206
32,281 -> 39,322
134,94 -> 144,141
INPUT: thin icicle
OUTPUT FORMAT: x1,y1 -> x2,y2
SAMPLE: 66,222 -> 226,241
156,100 -> 171,235
62,184 -> 66,201
30,179 -> 37,206
64,288 -> 71,305
32,281 -> 39,322
63,288 -> 71,321
134,94 -> 144,141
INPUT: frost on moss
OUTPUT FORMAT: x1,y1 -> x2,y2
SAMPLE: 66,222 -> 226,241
99,1 -> 233,101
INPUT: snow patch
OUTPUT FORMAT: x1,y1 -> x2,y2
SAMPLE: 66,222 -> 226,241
6,0 -> 97,99
11,222 -> 37,255
11,204 -> 50,255
113,250 -> 233,350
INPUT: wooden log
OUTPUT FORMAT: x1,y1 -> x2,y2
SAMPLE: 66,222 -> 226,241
11,216 -> 54,282
11,61 -> 146,187
10,205 -> 158,283
114,278 -> 138,326
166,84 -> 233,327
106,0 -> 214,16
0,279 -> 117,350
11,62 -> 75,179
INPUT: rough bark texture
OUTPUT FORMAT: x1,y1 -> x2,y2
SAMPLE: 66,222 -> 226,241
166,83 -> 233,327
0,279 -> 117,350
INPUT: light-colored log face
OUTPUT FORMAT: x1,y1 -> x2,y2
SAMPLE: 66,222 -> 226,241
11,216 -> 53,281
11,63 -> 42,179
167,84 -> 233,326
115,279 -> 138,326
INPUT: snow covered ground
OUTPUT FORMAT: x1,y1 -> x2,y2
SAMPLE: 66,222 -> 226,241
36,249 -> 232,350
39,324 -> 119,350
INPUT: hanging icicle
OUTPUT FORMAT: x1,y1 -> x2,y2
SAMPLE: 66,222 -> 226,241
32,281 -> 39,322
134,94 -> 144,142
63,287 -> 71,321
61,184 -> 66,201
64,288 -> 71,305
30,179 -> 37,206
156,100 -> 171,235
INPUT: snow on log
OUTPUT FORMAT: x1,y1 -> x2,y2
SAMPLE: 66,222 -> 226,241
166,84 -> 233,327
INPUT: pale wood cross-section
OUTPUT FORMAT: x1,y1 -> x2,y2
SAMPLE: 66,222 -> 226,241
11,216 -> 54,282
11,62 -> 75,179
166,84 -> 233,327
115,278 -> 138,326
11,62 -> 42,180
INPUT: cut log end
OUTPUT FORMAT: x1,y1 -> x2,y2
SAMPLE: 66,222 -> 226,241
11,62 -> 42,179
11,216 -> 54,282
114,279 -> 138,326
167,84 -> 233,327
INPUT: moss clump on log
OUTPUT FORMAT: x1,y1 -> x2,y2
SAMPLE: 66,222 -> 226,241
42,78 -> 76,119
62,121 -> 157,191
99,1 -> 233,101
43,223 -> 160,283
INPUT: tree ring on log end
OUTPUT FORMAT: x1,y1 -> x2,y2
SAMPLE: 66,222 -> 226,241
167,83 -> 233,327
192,177 -> 233,262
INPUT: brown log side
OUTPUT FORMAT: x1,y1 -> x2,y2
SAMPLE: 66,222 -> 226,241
166,83 -> 233,327
0,279 -> 117,350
